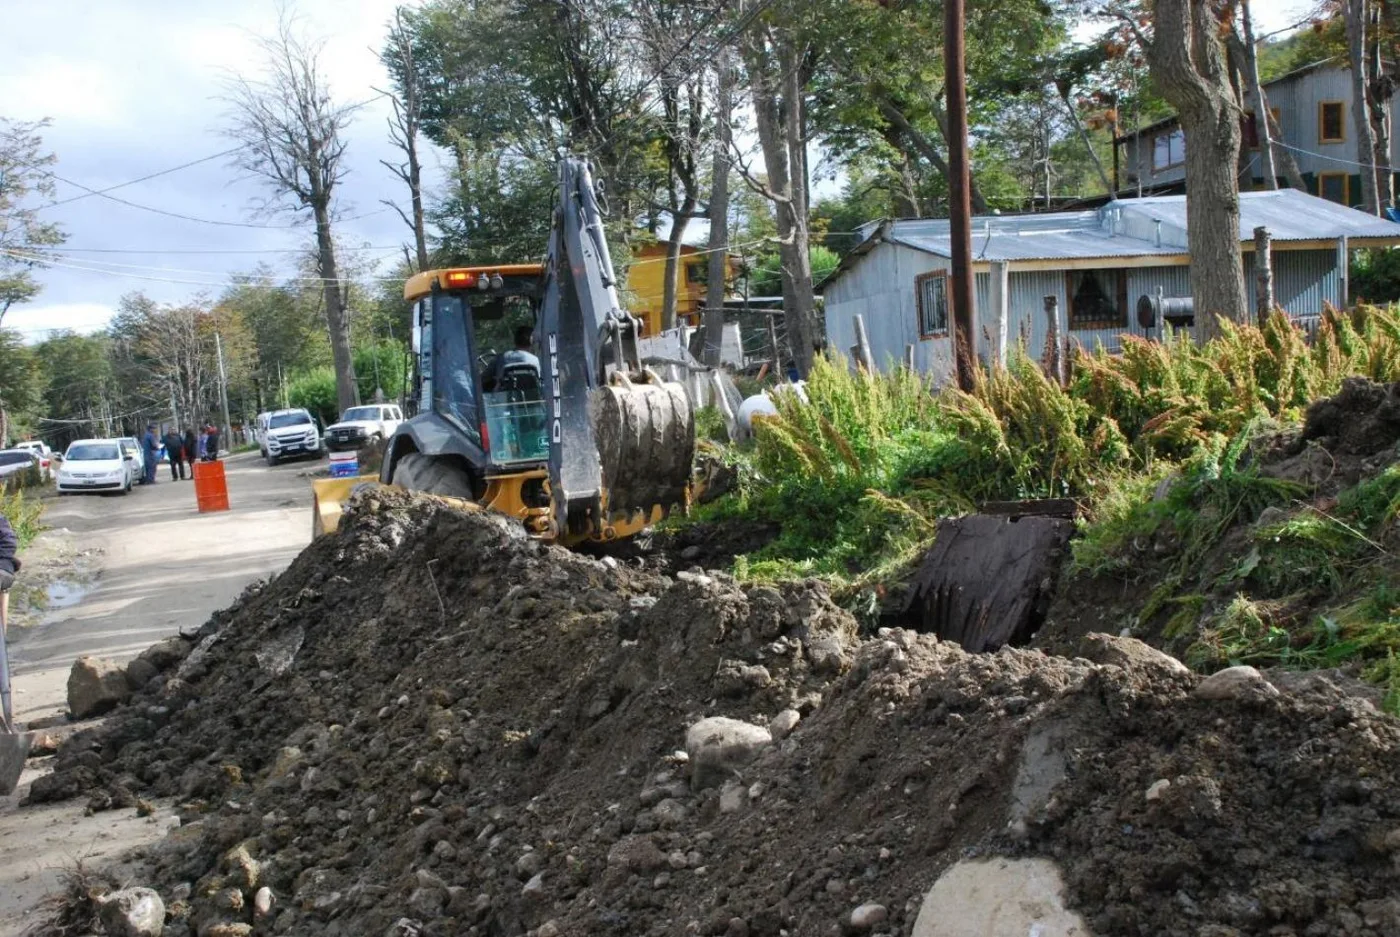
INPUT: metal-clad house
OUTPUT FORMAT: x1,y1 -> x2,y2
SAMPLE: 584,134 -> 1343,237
1116,60 -> 1400,207
822,189 -> 1400,383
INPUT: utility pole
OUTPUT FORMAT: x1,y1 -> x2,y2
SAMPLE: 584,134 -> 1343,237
945,0 -> 976,391
214,331 -> 233,451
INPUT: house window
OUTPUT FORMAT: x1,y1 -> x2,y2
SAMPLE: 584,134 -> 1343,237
1243,107 -> 1282,149
685,262 -> 707,285
1319,101 -> 1346,143
1152,129 -> 1185,170
1318,171 -> 1350,205
916,271 -> 949,339
1066,269 -> 1128,330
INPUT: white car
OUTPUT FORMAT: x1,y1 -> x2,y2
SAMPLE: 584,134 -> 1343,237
325,404 -> 402,452
0,449 -> 43,485
56,439 -> 133,495
11,440 -> 55,481
263,408 -> 323,465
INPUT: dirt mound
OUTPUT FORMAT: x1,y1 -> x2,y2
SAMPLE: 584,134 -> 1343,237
26,490 -> 1400,936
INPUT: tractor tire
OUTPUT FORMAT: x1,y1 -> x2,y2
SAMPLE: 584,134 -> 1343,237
390,452 -> 475,499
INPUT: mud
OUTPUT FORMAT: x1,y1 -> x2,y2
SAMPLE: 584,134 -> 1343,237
24,489 -> 1400,937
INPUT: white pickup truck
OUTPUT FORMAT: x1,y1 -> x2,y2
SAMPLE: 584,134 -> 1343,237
324,404 -> 403,453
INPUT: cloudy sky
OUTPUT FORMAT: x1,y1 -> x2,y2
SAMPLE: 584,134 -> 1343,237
3,0 -> 1321,343
3,0 -> 440,343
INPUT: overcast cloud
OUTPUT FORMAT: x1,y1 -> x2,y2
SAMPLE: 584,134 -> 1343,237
2,0 -> 445,343
3,0 -> 1320,342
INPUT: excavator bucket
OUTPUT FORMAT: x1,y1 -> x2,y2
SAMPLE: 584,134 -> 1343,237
592,373 -> 695,522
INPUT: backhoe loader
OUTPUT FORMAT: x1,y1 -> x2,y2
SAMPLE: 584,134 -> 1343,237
312,156 -> 697,543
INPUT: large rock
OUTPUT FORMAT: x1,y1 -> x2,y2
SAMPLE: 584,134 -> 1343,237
1077,633 -> 1189,677
138,635 -> 193,671
68,656 -> 131,719
911,858 -> 1088,936
97,886 -> 165,937
1195,665 -> 1279,702
685,716 -> 772,790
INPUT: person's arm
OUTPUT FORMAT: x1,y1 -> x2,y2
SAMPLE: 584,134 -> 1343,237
0,516 -> 17,565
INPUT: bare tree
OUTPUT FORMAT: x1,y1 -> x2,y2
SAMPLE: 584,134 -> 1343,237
1124,0 -> 1249,339
702,50 -> 735,367
380,6 -> 429,271
226,11 -> 361,412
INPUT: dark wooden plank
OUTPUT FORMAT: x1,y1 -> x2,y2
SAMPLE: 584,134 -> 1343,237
902,513 -> 1073,652
978,498 -> 1080,519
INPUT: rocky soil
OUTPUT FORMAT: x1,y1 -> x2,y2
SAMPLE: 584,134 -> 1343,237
23,488 -> 1400,937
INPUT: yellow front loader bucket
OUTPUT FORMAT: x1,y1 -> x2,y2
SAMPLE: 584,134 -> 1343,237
311,475 -> 385,538
311,475 -> 485,538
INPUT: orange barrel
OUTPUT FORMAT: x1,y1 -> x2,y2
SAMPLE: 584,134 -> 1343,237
191,460 -> 230,513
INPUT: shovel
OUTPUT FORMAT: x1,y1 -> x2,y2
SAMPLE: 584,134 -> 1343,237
0,626 -> 34,795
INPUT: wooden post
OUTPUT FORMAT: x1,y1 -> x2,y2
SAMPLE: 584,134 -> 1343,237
1253,225 -> 1274,322
1042,295 -> 1064,386
852,314 -> 874,372
1338,236 -> 1350,308
904,343 -> 916,372
989,260 -> 1009,368
945,0 -> 976,391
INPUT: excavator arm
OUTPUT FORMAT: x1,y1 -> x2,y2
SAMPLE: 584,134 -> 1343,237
537,156 -> 694,541
316,155 -> 696,543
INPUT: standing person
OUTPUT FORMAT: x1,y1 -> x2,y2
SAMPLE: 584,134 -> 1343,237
163,428 -> 186,480
184,427 -> 199,470
141,424 -> 159,485
205,422 -> 221,461
0,512 -> 18,639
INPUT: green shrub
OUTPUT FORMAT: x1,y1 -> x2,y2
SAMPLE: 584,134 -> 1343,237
0,487 -> 44,547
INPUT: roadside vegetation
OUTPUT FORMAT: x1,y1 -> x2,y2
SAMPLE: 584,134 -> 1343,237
694,305 -> 1400,706
1,464 -> 47,546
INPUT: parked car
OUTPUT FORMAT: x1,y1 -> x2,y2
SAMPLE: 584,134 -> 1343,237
262,408 -> 323,465
0,449 -> 43,486
325,404 -> 403,452
11,440 -> 55,480
255,411 -> 271,458
117,437 -> 145,484
56,439 -> 133,495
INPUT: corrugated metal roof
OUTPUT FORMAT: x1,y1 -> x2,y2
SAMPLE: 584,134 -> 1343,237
1128,188 -> 1400,242
873,190 -> 1400,263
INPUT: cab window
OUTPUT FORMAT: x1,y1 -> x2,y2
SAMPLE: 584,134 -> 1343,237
431,294 -> 481,443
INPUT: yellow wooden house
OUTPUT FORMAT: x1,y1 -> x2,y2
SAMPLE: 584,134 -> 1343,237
625,243 -> 736,336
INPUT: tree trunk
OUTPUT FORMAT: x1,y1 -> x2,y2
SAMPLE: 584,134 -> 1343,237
314,201 -> 359,412
1146,0 -> 1249,340
779,37 -> 817,377
877,96 -> 990,213
1056,86 -> 1112,193
1265,108 -> 1308,191
702,52 -> 734,368
1369,3 -> 1394,209
1239,1 -> 1278,188
1348,0 -> 1382,213
660,212 -> 691,333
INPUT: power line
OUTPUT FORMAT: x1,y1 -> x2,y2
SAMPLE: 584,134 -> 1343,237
46,171 -> 390,230
40,148 -> 243,210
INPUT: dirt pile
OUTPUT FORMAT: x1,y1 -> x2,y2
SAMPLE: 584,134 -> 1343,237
26,489 -> 1400,937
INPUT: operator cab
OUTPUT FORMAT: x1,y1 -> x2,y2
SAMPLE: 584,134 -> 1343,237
403,265 -> 549,470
